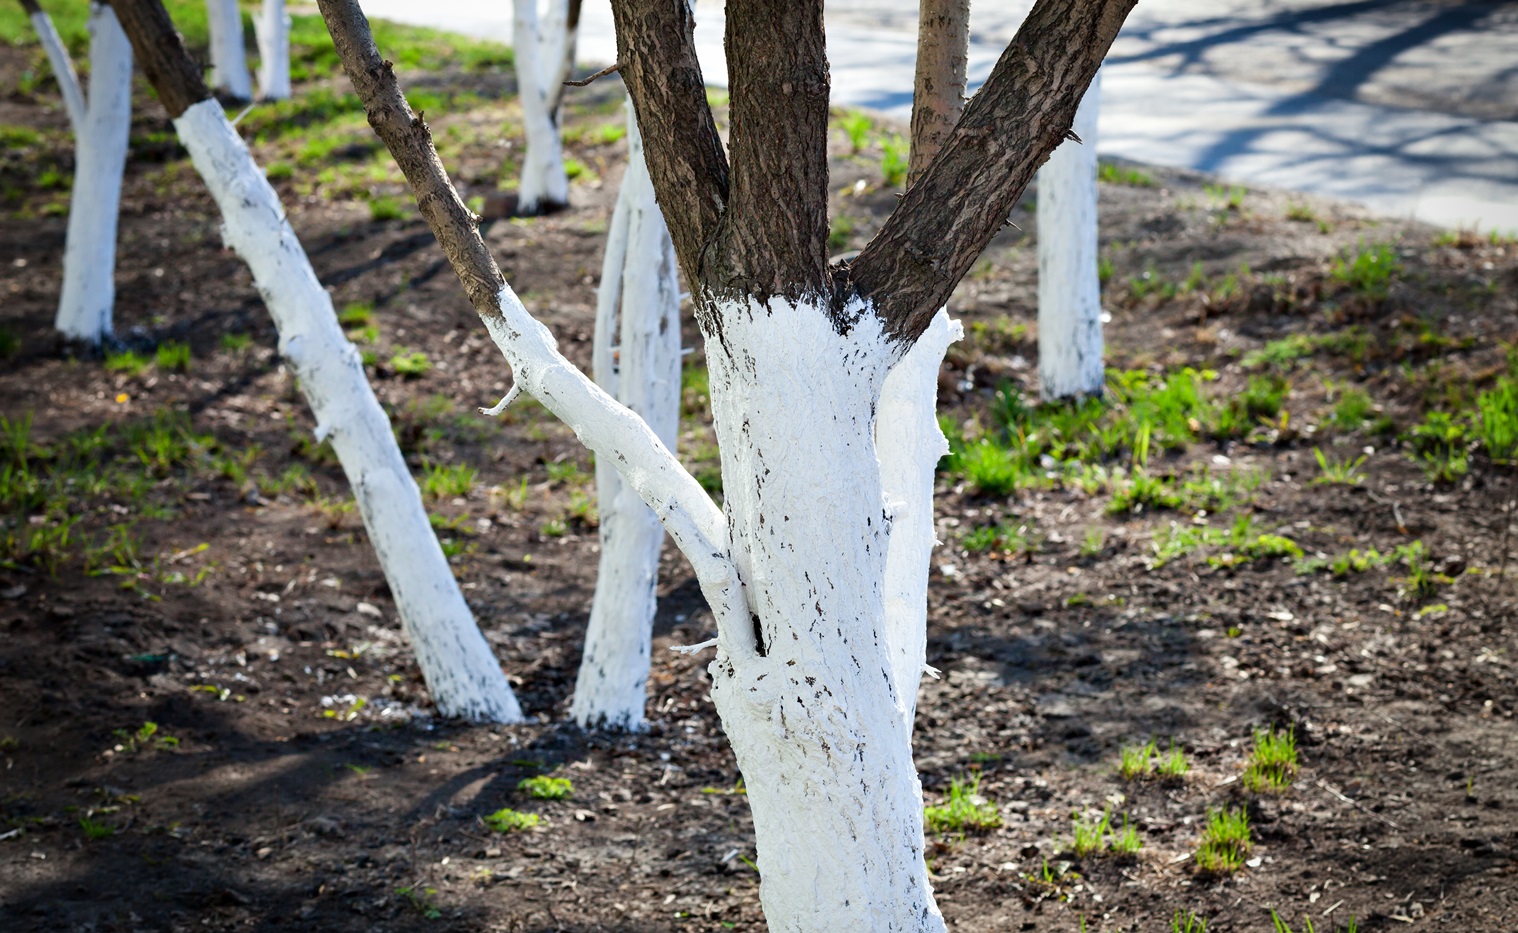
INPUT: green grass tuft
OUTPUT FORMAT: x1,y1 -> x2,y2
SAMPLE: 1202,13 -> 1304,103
924,774 -> 1001,834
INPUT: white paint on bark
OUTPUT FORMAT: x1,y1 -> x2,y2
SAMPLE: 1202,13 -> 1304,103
512,0 -> 569,214
254,0 -> 291,101
173,99 -> 521,723
572,103 -> 681,731
1037,69 -> 1104,400
54,3 -> 131,346
205,0 -> 253,101
702,295 -> 946,932
877,308 -> 959,726
29,9 -> 86,134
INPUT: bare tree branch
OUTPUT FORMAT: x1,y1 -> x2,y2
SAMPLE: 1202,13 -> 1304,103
849,0 -> 1136,345
107,0 -> 210,118
563,61 -> 618,87
608,0 -> 728,291
908,0 -> 970,186
712,0 -> 831,300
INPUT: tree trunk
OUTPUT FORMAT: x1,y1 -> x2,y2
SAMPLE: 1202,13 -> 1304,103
1037,70 -> 1103,400
253,0 -> 290,101
23,1 -> 87,134
542,0 -> 580,119
512,0 -> 568,215
908,0 -> 969,187
105,0 -> 523,722
572,101 -> 681,731
55,2 -> 131,346
204,0 -> 251,101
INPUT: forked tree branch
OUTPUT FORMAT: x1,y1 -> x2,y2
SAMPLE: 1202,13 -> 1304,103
850,0 -> 1136,345
908,0 -> 970,187
608,0 -> 728,291
313,0 -> 755,655
107,0 -> 210,118
712,0 -> 830,299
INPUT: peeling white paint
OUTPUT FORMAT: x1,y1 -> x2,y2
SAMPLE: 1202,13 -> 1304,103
174,99 -> 521,722
54,3 -> 131,346
512,0 -> 569,213
573,103 -> 681,731
205,0 -> 253,101
254,0 -> 291,101
1038,69 -> 1104,400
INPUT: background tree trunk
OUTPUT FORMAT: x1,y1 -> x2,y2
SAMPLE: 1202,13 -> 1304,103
572,100 -> 681,731
1037,70 -> 1104,400
21,0 -> 87,134
253,0 -> 290,101
204,0 -> 251,101
512,0 -> 569,215
54,2 -> 131,346
908,0 -> 969,187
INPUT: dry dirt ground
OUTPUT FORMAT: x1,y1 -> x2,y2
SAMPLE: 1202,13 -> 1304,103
2,20 -> 1517,933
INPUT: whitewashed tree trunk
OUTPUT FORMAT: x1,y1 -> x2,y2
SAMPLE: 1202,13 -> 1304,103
27,7 -> 86,134
511,0 -> 569,214
54,3 -> 131,346
702,297 -> 947,932
572,102 -> 681,731
173,99 -> 522,723
205,0 -> 253,101
1037,69 -> 1103,400
253,0 -> 291,101
542,0 -> 578,118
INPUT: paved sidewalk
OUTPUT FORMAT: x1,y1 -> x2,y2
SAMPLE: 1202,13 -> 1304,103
359,0 -> 1518,234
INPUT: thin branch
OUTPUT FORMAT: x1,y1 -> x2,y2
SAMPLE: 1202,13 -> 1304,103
314,0 -> 751,653
563,61 -> 618,87
908,0 -> 970,187
850,0 -> 1136,345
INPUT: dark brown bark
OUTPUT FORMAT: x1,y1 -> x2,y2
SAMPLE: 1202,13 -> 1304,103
607,0 -> 727,293
908,0 -> 970,187
18,0 -> 43,17
107,0 -> 210,118
711,0 -> 830,300
315,0 -> 507,321
849,0 -> 1136,345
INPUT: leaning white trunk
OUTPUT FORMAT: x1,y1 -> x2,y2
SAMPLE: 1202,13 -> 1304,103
877,309 -> 959,726
512,0 -> 569,214
205,0 -> 253,101
54,3 -> 131,346
704,296 -> 946,932
174,99 -> 521,723
572,103 -> 681,731
29,8 -> 86,133
1037,69 -> 1103,400
253,0 -> 291,101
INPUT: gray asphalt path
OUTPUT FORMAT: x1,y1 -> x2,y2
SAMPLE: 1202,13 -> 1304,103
359,0 -> 1518,234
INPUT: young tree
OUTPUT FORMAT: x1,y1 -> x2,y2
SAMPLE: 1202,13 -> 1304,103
253,0 -> 291,101
321,0 -> 1132,926
570,100 -> 681,731
204,0 -> 251,101
1037,72 -> 1104,400
106,0 -> 524,723
22,0 -> 132,346
510,0 -> 574,214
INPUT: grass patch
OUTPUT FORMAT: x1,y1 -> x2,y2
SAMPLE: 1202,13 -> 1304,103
1243,726 -> 1298,793
1098,162 -> 1155,187
155,341 -> 191,373
483,807 -> 539,832
1311,447 -> 1366,485
421,460 -> 477,499
390,349 -> 431,377
924,774 -> 1001,835
1330,241 -> 1400,301
1194,806 -> 1251,874
517,775 -> 573,800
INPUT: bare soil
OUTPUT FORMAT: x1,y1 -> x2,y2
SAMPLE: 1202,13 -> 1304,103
2,39 -> 1517,933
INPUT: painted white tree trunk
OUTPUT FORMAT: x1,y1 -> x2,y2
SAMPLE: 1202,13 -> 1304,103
1037,69 -> 1103,400
572,103 -> 681,731
512,0 -> 569,214
173,99 -> 522,723
542,0 -> 578,119
29,9 -> 86,134
205,0 -> 253,102
54,3 -> 131,346
253,0 -> 292,101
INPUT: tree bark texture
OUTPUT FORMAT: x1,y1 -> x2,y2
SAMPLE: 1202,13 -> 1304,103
111,0 -> 523,722
254,0 -> 291,101
572,100 -> 681,731
908,0 -> 969,187
1037,70 -> 1104,400
54,3 -> 131,346
204,0 -> 252,101
107,0 -> 209,118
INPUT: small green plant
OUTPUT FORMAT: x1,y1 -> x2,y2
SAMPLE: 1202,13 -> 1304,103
1195,806 -> 1251,874
1156,742 -> 1190,780
1271,910 -> 1359,933
1476,377 -> 1518,464
1173,911 -> 1209,933
517,775 -> 573,800
1070,808 -> 1111,857
1330,241 -> 1400,301
881,134 -> 909,187
1243,725 -> 1298,792
111,720 -> 179,753
1108,471 -> 1181,514
1118,740 -> 1156,780
952,438 -> 1033,496
539,517 -> 568,538
483,807 -> 539,832
105,349 -> 149,377
421,460 -> 477,498
155,341 -> 191,372
1329,387 -> 1375,432
840,111 -> 872,154
397,885 -> 442,920
1407,410 -> 1469,482
1079,526 -> 1106,557
1098,162 -> 1154,187
390,349 -> 432,377
220,331 -> 253,352
338,301 -> 374,327
1111,814 -> 1142,856
962,522 -> 1037,556
1204,183 -> 1246,211
923,774 -> 1001,834
369,196 -> 405,221
79,816 -> 116,840
1395,539 -> 1451,600
1311,447 -> 1366,485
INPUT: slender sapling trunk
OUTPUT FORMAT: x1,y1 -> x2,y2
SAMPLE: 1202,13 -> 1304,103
204,0 -> 252,101
511,0 -> 569,214
253,0 -> 291,101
